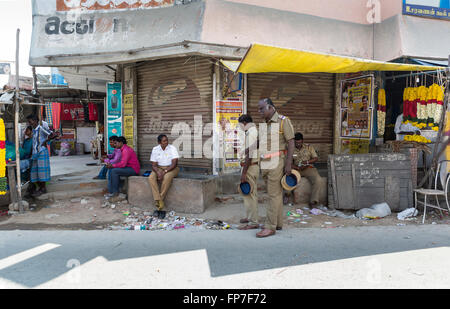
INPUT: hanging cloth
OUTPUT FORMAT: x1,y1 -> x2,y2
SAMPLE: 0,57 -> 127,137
51,102 -> 61,130
88,103 -> 99,121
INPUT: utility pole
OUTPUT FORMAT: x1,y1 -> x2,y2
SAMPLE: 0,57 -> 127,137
15,29 -> 23,213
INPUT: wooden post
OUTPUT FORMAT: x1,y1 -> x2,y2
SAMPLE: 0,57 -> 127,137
14,29 -> 23,213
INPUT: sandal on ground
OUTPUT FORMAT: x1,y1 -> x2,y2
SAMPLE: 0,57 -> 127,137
238,224 -> 259,230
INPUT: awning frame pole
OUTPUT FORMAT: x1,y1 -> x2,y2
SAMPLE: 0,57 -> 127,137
384,70 -> 445,81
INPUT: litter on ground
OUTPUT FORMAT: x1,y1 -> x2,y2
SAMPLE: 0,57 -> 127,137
397,208 -> 419,221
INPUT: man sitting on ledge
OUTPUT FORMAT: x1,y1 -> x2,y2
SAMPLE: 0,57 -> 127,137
291,132 -> 322,209
149,134 -> 180,219
105,136 -> 140,203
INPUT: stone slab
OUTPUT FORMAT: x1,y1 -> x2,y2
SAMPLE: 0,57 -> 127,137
128,176 -> 216,214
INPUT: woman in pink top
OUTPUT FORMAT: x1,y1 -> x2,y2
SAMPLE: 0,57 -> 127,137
93,135 -> 121,180
105,136 -> 140,202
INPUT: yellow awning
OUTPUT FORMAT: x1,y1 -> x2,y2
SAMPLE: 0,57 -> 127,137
235,44 -> 446,74
220,60 -> 241,72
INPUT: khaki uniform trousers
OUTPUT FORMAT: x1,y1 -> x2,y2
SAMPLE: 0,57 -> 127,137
148,166 -> 179,210
261,156 -> 285,231
296,167 -> 322,204
242,164 -> 260,225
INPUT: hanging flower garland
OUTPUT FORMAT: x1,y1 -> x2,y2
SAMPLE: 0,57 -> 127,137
416,86 -> 427,127
377,89 -> 386,137
426,84 -> 434,126
433,84 -> 445,131
0,118 -> 7,195
402,76 -> 445,132
404,135 -> 431,143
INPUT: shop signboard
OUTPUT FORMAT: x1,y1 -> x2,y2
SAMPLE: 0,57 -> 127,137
0,63 -> 11,75
30,0 -> 201,66
340,75 -> 374,140
215,100 -> 243,169
55,0 -> 175,11
61,103 -> 85,121
106,82 -> 122,154
7,75 -> 34,91
403,0 -> 450,20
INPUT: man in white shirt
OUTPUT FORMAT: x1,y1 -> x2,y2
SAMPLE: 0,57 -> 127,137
148,134 -> 180,219
394,113 -> 420,141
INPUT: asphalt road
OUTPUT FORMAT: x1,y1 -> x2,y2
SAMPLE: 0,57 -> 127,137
0,225 -> 449,289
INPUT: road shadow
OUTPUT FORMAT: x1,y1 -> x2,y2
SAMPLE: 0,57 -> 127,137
0,225 -> 449,287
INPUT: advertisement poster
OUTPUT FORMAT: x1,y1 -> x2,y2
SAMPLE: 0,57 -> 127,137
123,115 -> 134,149
216,100 -> 244,169
106,82 -> 122,154
403,0 -> 450,20
341,139 -> 370,154
340,75 -> 374,139
123,94 -> 134,116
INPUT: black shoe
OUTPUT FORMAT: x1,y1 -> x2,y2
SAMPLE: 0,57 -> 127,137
276,227 -> 282,231
158,211 -> 166,220
153,210 -> 160,217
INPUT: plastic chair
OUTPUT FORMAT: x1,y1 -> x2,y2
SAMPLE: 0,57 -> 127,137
414,160 -> 450,224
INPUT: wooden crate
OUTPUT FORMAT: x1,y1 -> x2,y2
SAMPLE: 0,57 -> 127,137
328,153 -> 413,211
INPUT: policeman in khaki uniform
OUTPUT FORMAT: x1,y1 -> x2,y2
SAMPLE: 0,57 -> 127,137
256,98 -> 295,238
291,132 -> 322,208
237,115 -> 260,230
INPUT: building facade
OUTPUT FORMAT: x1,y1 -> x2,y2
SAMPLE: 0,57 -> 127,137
30,0 -> 450,174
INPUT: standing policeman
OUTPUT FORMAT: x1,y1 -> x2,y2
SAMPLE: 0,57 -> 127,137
256,98 -> 295,238
238,114 -> 260,230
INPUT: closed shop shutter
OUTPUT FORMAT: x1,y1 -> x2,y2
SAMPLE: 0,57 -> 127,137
137,57 -> 213,172
247,73 -> 335,162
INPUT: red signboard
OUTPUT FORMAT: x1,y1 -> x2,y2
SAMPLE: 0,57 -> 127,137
56,0 -> 175,11
61,104 -> 85,121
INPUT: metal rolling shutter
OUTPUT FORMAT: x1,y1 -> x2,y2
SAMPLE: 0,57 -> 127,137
247,73 -> 335,162
137,57 -> 213,172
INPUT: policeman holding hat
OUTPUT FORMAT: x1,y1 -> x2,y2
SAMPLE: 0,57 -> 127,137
238,114 -> 260,230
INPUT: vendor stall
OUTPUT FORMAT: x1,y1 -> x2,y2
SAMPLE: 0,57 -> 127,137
230,43 -> 449,211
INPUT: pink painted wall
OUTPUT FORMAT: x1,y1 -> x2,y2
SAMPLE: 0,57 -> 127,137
380,0 -> 403,21
225,0 -> 402,24
202,0 -> 375,59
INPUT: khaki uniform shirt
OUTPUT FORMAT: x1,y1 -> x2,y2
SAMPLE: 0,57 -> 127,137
293,144 -> 318,167
240,125 -> 259,164
259,112 -> 295,159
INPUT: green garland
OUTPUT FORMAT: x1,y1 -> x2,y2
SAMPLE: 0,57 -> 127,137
0,177 -> 7,194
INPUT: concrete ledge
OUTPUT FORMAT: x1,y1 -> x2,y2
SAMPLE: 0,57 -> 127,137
128,176 -> 216,214
215,173 -> 241,194
293,177 -> 328,206
37,188 -> 106,201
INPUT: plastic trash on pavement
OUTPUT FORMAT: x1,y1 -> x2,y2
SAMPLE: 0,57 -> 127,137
310,208 -> 324,215
355,202 -> 391,220
397,208 -> 419,221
